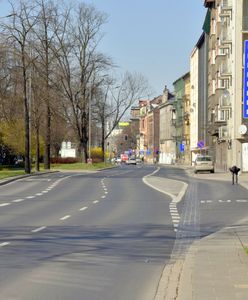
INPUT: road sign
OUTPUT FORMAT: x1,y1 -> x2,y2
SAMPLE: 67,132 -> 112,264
146,150 -> 152,155
179,143 -> 185,152
243,40 -> 248,118
197,140 -> 205,149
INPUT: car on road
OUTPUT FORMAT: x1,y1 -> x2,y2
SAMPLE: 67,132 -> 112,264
126,157 -> 137,165
194,155 -> 214,173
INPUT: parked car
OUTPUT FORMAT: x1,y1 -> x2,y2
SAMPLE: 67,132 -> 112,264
194,155 -> 214,173
135,158 -> 143,164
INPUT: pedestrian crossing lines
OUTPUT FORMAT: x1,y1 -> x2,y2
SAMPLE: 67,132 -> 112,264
200,199 -> 248,204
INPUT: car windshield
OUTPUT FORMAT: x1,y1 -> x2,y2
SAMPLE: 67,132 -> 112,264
196,156 -> 212,162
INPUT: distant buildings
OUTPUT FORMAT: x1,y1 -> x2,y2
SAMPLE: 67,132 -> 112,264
125,0 -> 248,172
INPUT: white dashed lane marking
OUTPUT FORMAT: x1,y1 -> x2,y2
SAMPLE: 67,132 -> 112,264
93,201 -> 99,204
0,242 -> 10,247
201,199 -> 248,204
0,203 -> 11,207
12,199 -> 24,203
101,196 -> 106,199
60,215 -> 71,221
31,226 -> 46,233
79,206 -> 88,211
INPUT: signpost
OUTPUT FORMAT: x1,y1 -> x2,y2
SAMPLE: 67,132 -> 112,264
243,40 -> 248,118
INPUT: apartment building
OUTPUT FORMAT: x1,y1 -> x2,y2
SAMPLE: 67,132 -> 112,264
173,72 -> 191,164
205,0 -> 248,171
159,86 -> 176,164
190,32 -> 209,164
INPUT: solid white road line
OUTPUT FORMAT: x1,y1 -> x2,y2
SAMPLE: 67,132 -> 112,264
0,203 -> 10,207
31,226 -> 47,233
60,215 -> 71,220
79,206 -> 88,211
0,242 -> 10,247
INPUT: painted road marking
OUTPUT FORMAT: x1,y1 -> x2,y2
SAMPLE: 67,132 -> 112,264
60,215 -> 71,220
31,226 -> 47,233
93,200 -> 99,204
42,191 -> 48,193
79,206 -> 88,211
101,196 -> 106,199
36,193 -> 43,196
104,191 -> 108,194
236,200 -> 248,203
26,196 -> 35,199
172,219 -> 180,223
0,203 -> 10,207
0,242 -> 10,247
13,199 -> 24,203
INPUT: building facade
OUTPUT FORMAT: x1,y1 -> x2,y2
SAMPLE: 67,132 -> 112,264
205,0 -> 248,172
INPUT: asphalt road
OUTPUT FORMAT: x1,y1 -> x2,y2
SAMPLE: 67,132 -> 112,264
0,166 -> 175,300
155,167 -> 248,260
1,165 -> 248,300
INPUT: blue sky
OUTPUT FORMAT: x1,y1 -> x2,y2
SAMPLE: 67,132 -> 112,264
0,0 -> 206,98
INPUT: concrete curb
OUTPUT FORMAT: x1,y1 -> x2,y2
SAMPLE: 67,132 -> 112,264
0,170 -> 59,186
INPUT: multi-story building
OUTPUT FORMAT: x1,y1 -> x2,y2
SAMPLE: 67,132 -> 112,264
190,32 -> 209,164
173,72 -> 191,163
159,86 -> 176,164
139,100 -> 149,157
146,96 -> 162,163
204,0 -> 248,171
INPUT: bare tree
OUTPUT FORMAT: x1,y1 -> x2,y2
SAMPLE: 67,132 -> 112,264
0,0 -> 38,173
94,72 -> 149,157
33,0 -> 61,170
52,3 -> 111,162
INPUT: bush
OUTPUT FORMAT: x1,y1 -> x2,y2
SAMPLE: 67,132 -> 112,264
51,157 -> 81,164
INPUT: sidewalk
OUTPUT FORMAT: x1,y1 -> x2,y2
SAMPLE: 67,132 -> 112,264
178,169 -> 248,300
149,165 -> 248,300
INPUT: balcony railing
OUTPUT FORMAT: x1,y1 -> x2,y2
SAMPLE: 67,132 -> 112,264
221,0 -> 232,10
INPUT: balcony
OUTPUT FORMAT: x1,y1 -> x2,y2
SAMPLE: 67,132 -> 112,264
219,29 -> 232,45
220,0 -> 232,13
218,63 -> 232,78
218,125 -> 230,140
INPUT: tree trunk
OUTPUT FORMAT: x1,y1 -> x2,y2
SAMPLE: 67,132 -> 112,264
101,120 -> 105,162
44,103 -> 51,169
35,125 -> 40,172
23,62 -> 31,174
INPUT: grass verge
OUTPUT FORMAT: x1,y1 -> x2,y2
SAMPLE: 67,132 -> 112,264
0,162 -> 114,180
0,169 -> 25,179
244,247 -> 248,255
51,162 -> 113,171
